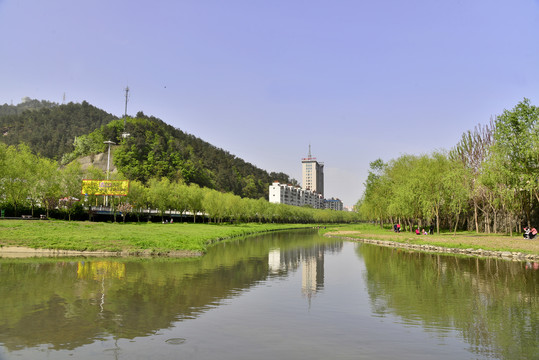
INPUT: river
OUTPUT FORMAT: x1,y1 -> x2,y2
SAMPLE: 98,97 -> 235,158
0,229 -> 538,359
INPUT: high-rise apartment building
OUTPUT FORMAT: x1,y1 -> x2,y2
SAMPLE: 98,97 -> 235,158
301,146 -> 324,197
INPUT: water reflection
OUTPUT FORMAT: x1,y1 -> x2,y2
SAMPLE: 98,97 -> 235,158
357,244 -> 539,359
0,230 -> 340,354
2,230 -> 538,360
267,241 -> 338,302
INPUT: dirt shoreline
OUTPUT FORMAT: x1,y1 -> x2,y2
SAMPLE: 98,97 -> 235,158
0,246 -> 203,258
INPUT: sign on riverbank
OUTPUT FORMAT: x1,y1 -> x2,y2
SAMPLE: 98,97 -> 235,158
81,179 -> 129,196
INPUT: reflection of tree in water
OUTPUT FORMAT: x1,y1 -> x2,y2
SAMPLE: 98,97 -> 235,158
358,244 -> 539,360
0,229 -> 342,352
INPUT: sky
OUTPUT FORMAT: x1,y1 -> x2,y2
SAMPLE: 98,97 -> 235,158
1,0 -> 539,207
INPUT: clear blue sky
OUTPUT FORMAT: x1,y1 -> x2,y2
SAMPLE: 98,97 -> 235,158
1,0 -> 539,206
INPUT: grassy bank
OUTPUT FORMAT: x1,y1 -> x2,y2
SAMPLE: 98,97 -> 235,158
322,223 -> 539,255
0,220 -> 314,254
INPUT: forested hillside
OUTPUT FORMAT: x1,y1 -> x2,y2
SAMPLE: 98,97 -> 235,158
0,100 -> 116,159
0,97 -> 57,116
0,99 -> 295,199
63,112 -> 295,199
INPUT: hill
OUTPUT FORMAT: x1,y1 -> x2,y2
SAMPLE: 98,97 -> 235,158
0,97 -> 57,116
0,99 -> 295,199
64,112 -> 295,198
0,100 -> 116,160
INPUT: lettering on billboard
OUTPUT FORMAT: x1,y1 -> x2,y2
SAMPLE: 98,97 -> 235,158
81,180 -> 129,196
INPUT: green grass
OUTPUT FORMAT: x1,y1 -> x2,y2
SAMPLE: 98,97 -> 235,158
0,220 -> 314,254
323,223 -> 539,255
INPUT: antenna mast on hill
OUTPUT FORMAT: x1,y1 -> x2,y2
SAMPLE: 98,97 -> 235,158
122,86 -> 130,138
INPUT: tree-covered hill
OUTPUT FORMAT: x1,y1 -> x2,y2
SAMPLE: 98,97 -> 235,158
0,100 -> 116,159
63,111 -> 295,199
0,97 -> 58,117
0,98 -> 295,199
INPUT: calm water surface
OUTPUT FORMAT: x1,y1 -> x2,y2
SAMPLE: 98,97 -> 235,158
1,229 -> 538,359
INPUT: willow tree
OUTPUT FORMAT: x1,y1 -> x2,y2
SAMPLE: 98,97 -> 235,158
359,159 -> 391,228
441,158 -> 471,234
386,155 -> 424,231
147,177 -> 174,222
450,120 -> 494,233
416,152 -> 455,234
490,98 -> 539,228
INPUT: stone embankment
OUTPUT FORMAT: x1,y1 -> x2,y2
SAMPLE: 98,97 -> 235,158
325,235 -> 539,262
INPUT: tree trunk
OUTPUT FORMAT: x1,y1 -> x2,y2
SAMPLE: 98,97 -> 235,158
474,201 -> 479,233
454,213 -> 460,235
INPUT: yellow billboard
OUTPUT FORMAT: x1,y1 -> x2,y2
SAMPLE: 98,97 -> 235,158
81,179 -> 129,196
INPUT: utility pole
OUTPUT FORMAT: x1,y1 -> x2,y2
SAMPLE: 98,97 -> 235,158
103,140 -> 116,207
122,87 -> 130,139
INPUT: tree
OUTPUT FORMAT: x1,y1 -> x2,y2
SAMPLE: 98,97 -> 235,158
35,156 -> 61,218
3,144 -> 34,216
126,180 -> 148,222
491,98 -> 539,227
203,189 -> 226,223
359,159 -> 391,228
186,183 -> 205,223
147,178 -> 174,222
450,121 -> 494,233
60,162 -> 84,221
170,181 -> 189,221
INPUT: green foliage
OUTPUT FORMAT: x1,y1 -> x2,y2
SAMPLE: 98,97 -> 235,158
491,98 -> 539,202
0,100 -> 115,160
2,98 -> 296,200
0,98 -> 57,116
62,113 -> 295,199
357,98 -> 539,234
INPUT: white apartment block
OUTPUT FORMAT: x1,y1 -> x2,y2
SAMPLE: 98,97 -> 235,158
268,147 -> 345,211
269,182 -> 325,209
325,198 -> 344,211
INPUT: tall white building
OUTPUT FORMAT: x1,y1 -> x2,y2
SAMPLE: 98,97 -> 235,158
269,146 -> 347,211
301,146 -> 324,197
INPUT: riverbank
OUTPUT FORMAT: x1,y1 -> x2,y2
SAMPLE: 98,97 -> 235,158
323,224 -> 539,261
0,220 -> 314,257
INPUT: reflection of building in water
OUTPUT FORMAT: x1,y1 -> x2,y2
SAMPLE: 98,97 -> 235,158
268,249 -> 281,273
301,245 -> 325,300
267,242 -> 343,303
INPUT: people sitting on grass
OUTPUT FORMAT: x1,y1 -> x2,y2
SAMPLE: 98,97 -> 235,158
415,227 -> 420,235
523,227 -> 537,239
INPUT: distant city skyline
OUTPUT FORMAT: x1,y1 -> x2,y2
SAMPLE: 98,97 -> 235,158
1,1 -> 538,206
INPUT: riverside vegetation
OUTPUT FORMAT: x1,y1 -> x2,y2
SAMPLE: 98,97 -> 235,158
0,143 -> 358,223
323,223 -> 539,257
0,99 -> 296,200
0,221 -> 315,254
357,98 -> 539,237
3,221 -> 539,258
0,99 -> 356,224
